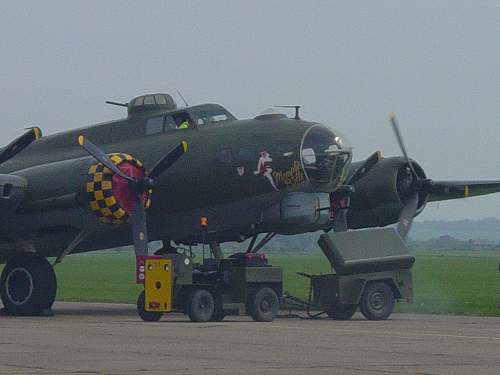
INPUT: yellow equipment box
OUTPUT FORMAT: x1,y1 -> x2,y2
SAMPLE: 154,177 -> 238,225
144,258 -> 173,312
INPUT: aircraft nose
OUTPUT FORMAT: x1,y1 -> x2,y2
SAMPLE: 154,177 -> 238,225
301,124 -> 352,191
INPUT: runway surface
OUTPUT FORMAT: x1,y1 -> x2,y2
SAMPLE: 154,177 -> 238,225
0,302 -> 499,375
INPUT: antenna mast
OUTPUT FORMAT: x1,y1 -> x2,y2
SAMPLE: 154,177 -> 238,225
177,90 -> 189,107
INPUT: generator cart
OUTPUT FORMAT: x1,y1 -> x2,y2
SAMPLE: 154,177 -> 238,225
289,228 -> 415,320
136,250 -> 282,322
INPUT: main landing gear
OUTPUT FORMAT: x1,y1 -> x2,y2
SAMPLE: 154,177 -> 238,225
0,253 -> 56,316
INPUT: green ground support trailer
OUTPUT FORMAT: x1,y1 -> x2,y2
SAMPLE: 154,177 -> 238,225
137,252 -> 283,323
305,228 -> 415,320
138,228 -> 413,323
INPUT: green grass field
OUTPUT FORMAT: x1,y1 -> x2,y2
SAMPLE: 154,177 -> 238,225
48,250 -> 500,316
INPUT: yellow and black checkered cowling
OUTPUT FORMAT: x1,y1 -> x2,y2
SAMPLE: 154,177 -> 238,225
86,153 -> 152,225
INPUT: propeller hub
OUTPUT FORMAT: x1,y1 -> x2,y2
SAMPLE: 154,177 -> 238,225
397,165 -> 417,203
112,161 -> 151,215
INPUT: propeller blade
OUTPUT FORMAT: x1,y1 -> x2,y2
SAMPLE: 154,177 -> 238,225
0,127 -> 42,164
148,141 -> 188,179
396,193 -> 419,239
389,113 -> 419,178
77,135 -> 135,183
346,151 -> 381,185
131,196 -> 149,257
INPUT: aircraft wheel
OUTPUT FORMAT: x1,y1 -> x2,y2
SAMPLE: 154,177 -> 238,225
359,281 -> 395,321
248,287 -> 279,322
0,253 -> 56,315
326,303 -> 358,320
187,289 -> 215,322
136,291 -> 163,322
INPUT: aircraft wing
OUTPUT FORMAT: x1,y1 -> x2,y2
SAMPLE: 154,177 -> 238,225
427,180 -> 500,202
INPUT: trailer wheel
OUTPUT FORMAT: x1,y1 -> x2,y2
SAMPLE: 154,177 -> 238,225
359,281 -> 395,321
136,291 -> 163,322
211,295 -> 226,322
249,287 -> 279,322
326,303 -> 357,320
211,311 -> 226,322
187,289 -> 215,322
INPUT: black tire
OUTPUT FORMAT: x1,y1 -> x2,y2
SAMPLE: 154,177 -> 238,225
0,253 -> 57,315
211,294 -> 226,322
211,311 -> 226,322
187,289 -> 215,322
136,291 -> 163,322
359,281 -> 395,321
326,303 -> 357,320
248,287 -> 279,322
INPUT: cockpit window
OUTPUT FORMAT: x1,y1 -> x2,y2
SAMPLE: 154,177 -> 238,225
191,109 -> 231,126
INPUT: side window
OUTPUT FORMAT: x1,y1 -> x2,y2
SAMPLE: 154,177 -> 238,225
278,143 -> 295,157
216,149 -> 232,164
238,146 -> 258,163
212,114 -> 229,123
146,116 -> 164,135
164,116 -> 176,131
192,110 -> 230,126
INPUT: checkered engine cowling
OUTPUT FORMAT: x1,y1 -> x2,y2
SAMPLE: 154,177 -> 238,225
86,153 -> 151,225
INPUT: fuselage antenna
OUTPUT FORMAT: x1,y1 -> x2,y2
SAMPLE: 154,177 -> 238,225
177,90 -> 189,107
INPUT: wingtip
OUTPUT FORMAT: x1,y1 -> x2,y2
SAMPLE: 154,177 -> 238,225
181,140 -> 188,153
389,112 -> 396,120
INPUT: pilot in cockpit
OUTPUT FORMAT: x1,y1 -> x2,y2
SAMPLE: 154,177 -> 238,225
175,114 -> 190,129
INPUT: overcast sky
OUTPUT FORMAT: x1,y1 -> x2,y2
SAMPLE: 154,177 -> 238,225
1,1 -> 499,220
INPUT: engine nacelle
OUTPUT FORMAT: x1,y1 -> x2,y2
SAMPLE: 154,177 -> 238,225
86,153 -> 151,225
348,157 -> 427,229
14,153 -> 150,225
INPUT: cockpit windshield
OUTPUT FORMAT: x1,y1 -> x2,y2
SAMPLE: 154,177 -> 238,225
191,106 -> 235,126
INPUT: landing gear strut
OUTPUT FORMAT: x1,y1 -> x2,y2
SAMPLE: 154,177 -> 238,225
0,253 -> 57,316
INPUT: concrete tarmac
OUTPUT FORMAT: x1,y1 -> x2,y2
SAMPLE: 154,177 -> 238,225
0,302 -> 499,375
